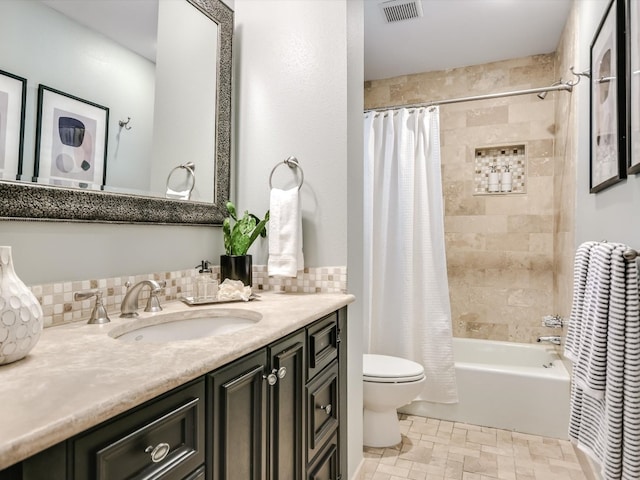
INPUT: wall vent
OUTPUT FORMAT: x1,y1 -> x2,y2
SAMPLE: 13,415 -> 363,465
378,0 -> 424,23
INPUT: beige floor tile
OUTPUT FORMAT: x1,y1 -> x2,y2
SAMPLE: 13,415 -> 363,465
467,430 -> 498,447
361,415 -> 588,480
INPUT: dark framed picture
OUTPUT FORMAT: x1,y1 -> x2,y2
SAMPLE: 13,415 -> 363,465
628,0 -> 640,174
34,85 -> 108,189
0,69 -> 27,180
589,0 -> 627,193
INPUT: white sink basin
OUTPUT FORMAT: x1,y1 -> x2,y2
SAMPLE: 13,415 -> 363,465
110,309 -> 262,343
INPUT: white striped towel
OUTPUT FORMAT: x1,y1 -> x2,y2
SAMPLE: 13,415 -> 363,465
564,242 -> 640,480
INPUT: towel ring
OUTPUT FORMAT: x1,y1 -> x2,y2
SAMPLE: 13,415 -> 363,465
166,162 -> 196,200
269,156 -> 304,190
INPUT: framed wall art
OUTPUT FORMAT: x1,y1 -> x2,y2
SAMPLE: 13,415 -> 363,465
0,69 -> 27,181
628,0 -> 640,174
34,85 -> 109,189
589,0 -> 627,193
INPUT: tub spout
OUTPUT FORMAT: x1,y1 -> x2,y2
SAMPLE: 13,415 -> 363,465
537,336 -> 561,345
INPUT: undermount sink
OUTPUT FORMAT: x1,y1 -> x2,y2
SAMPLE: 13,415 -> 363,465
110,309 -> 262,343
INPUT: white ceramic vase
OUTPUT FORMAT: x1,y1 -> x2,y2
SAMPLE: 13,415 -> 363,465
0,246 -> 43,365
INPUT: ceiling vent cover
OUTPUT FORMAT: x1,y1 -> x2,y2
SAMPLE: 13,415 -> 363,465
378,0 -> 424,23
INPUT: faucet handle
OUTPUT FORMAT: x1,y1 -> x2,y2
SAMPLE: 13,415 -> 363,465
74,289 -> 111,324
144,283 -> 165,313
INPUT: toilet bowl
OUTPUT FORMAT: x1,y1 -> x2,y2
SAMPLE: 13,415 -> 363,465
363,354 -> 426,447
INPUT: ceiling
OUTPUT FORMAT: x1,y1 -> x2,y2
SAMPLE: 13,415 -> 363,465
41,0 -> 158,61
364,0 -> 573,81
42,0 -> 572,83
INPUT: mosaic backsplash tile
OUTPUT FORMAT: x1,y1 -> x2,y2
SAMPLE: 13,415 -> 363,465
474,144 -> 527,195
31,265 -> 348,328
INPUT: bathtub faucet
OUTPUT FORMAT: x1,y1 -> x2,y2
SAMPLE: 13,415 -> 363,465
537,336 -> 561,345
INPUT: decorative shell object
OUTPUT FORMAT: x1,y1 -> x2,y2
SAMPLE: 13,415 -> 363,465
0,246 -> 43,365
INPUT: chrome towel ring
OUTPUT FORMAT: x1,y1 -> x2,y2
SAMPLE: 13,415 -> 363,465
269,156 -> 304,190
166,162 -> 196,200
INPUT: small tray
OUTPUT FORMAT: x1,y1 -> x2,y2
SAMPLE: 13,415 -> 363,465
180,293 -> 259,306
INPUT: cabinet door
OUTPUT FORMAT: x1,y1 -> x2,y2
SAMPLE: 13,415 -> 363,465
268,331 -> 306,480
208,350 -> 267,480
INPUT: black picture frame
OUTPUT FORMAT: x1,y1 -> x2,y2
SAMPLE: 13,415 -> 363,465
0,69 -> 27,180
628,0 -> 640,174
589,0 -> 627,193
34,85 -> 109,189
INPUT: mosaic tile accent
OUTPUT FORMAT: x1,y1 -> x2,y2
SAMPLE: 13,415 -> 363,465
30,265 -> 348,328
474,144 -> 527,195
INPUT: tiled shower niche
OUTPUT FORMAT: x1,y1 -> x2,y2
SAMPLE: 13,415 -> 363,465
474,144 -> 526,195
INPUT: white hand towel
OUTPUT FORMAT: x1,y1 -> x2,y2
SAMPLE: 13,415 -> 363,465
268,187 -> 304,277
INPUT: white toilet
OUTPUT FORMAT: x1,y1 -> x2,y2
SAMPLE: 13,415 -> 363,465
363,354 -> 426,447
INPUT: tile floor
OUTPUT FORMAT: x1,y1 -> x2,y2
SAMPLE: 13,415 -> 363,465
360,414 -> 590,480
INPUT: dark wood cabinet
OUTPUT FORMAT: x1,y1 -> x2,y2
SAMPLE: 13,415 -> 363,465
4,308 -> 348,480
208,349 -> 268,480
268,331 -> 306,480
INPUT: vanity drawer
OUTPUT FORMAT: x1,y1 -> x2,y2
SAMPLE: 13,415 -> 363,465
306,360 -> 339,464
306,433 -> 338,480
73,380 -> 205,480
307,313 -> 338,380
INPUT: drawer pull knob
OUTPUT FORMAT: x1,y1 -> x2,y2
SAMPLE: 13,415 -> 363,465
145,442 -> 171,463
319,404 -> 332,415
264,372 -> 278,386
277,367 -> 287,379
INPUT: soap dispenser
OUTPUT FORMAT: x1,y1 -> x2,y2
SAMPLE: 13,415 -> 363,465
501,164 -> 512,192
488,165 -> 500,192
195,260 -> 218,301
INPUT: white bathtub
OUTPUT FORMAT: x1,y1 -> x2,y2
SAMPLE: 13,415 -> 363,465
400,337 -> 571,439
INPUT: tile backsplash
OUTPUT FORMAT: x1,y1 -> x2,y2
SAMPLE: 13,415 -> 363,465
32,265 -> 347,328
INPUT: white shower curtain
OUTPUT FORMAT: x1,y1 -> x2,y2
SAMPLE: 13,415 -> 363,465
363,107 -> 458,404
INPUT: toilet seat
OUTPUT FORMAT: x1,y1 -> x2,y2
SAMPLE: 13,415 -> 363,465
363,354 -> 425,383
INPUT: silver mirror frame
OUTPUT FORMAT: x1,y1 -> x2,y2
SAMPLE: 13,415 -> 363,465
0,0 -> 232,225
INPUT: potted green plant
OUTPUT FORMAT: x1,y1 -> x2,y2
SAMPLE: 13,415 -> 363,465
221,201 -> 269,286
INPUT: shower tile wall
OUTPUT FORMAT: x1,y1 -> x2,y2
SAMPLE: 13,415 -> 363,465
553,2 -> 578,327
365,54 -> 558,343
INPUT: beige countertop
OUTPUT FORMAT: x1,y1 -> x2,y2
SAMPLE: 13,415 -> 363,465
0,291 -> 355,470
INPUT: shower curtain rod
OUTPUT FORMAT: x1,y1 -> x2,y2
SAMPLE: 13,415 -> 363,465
364,82 -> 573,113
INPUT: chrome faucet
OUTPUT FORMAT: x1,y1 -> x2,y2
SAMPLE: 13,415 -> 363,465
74,289 -> 110,324
537,336 -> 562,345
120,280 -> 165,318
542,315 -> 565,328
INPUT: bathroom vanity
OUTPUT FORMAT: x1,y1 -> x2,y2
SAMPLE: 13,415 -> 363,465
0,292 -> 353,480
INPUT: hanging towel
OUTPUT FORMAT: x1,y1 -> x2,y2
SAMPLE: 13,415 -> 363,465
564,242 -> 640,480
267,187 -> 304,277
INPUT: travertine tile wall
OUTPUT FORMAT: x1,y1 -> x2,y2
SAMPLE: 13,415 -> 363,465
365,54 -> 560,343
553,1 -> 578,325
33,265 -> 348,328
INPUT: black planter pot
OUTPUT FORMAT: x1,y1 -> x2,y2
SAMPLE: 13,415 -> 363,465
220,254 -> 252,287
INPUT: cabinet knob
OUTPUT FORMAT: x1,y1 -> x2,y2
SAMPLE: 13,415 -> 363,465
264,372 -> 278,386
319,404 -> 332,415
277,367 -> 287,379
145,442 -> 171,463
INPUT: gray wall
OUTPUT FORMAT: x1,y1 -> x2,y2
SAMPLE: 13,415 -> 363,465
575,0 -> 640,249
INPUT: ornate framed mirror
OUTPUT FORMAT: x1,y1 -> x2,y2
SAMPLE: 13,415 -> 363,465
0,0 -> 232,225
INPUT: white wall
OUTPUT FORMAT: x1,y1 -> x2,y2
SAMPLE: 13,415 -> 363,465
0,1 -> 155,192
233,0 -> 362,476
233,0 -> 349,268
575,0 -> 640,249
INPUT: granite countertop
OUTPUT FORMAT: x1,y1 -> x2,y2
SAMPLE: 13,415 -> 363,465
0,291 -> 355,470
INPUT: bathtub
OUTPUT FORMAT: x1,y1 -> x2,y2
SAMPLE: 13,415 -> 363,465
399,337 -> 571,439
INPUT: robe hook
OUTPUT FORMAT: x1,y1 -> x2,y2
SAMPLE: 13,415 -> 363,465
119,117 -> 132,130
